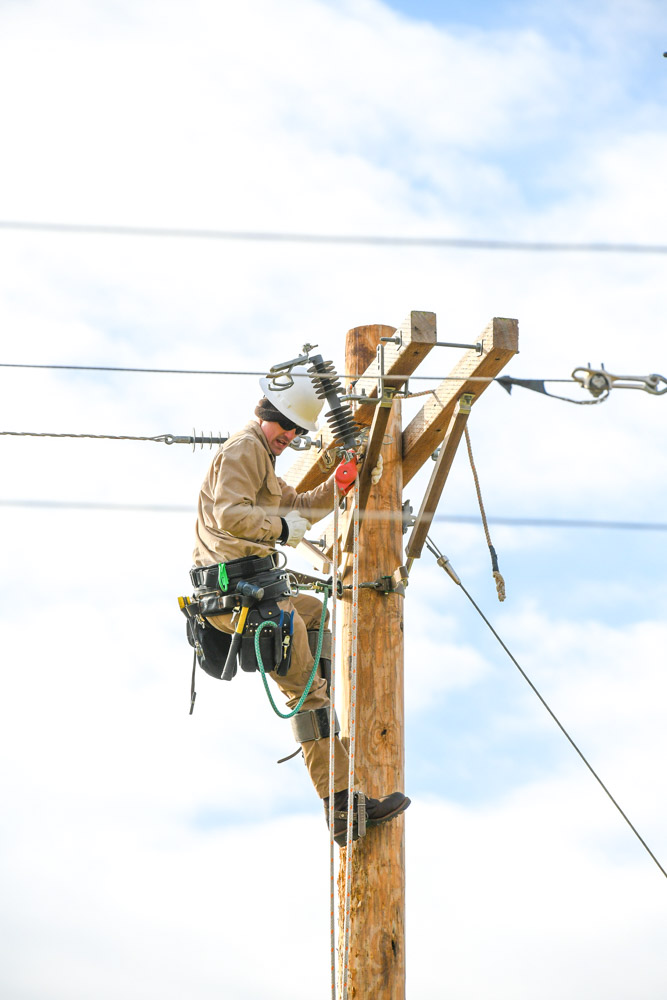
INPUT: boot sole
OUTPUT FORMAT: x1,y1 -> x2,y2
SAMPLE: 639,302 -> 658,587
331,796 -> 411,846
366,795 -> 411,826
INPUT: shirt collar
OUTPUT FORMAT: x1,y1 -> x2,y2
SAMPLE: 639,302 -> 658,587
247,419 -> 276,464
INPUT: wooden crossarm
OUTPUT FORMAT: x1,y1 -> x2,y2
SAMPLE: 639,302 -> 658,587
282,311 -> 437,493
402,317 -> 518,485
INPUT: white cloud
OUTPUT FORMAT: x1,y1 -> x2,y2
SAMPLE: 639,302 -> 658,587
1,0 -> 666,996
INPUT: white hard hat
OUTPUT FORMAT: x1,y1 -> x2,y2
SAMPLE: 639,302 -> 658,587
259,366 -> 323,432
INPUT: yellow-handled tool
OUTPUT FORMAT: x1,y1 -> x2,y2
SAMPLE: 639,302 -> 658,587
220,580 -> 265,681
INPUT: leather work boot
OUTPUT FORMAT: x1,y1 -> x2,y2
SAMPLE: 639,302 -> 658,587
323,789 -> 411,847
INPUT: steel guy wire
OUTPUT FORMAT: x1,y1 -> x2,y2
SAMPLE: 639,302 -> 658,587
425,535 -> 667,883
2,219 -> 667,255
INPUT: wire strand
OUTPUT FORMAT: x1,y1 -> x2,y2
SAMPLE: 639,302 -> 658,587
1,499 -> 666,532
0,361 -> 576,385
451,569 -> 667,881
2,220 -> 667,255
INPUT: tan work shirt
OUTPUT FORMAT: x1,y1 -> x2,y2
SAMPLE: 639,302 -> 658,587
193,420 -> 335,566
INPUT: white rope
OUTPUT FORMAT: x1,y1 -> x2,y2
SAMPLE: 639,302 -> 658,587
342,481 -> 360,1000
329,482 -> 340,999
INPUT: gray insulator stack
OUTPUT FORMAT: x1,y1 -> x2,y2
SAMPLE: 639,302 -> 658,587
307,355 -> 359,451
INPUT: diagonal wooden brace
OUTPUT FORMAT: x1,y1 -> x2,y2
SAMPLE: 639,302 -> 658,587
405,393 -> 474,566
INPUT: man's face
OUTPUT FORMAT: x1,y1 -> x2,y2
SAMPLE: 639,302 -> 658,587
260,420 -> 297,456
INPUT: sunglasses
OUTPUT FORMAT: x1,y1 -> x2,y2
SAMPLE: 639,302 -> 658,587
279,419 -> 307,436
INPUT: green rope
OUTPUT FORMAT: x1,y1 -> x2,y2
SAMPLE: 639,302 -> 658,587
254,590 -> 329,719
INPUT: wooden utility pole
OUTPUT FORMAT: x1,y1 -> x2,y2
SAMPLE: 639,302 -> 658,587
338,324 -> 406,997
283,313 -> 519,999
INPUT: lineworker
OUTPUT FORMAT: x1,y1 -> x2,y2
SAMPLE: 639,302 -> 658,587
191,368 -> 410,844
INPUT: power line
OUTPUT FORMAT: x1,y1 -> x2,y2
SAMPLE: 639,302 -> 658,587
0,429 -> 226,447
0,499 -> 191,513
1,498 -> 665,531
438,514 -> 667,532
2,219 -> 667,255
0,360 -> 574,386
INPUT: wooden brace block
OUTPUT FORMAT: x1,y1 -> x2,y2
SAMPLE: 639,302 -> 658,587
295,537 -> 332,575
282,311 -> 437,493
402,317 -> 518,486
350,310 -> 437,410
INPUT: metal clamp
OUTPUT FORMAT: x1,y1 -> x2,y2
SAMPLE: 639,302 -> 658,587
288,434 -> 323,452
572,364 -> 667,398
346,568 -> 407,596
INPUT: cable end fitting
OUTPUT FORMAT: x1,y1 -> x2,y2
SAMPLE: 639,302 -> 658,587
437,555 -> 461,586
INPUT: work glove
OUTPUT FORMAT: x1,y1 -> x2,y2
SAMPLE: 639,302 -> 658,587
370,454 -> 383,485
284,509 -> 311,547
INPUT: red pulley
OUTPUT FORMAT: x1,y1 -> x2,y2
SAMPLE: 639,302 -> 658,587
335,455 -> 358,495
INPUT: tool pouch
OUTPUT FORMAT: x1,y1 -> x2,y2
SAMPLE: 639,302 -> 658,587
240,604 -> 294,676
185,615 -> 234,680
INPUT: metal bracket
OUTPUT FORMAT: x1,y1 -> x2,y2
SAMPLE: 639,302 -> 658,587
347,568 -> 407,596
402,500 -> 416,534
341,387 -> 381,405
376,341 -> 387,399
379,385 -> 398,408
268,345 -> 317,375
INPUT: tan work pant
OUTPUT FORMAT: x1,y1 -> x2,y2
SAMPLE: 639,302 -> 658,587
208,592 -> 349,798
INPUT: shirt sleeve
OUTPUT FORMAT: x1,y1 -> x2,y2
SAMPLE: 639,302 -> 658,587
276,474 -> 336,524
209,437 -> 284,542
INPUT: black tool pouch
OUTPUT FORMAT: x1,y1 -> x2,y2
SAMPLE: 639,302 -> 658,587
240,604 -> 294,676
185,616 -> 234,680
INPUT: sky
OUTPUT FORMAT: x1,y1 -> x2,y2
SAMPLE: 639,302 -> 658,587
0,0 -> 666,997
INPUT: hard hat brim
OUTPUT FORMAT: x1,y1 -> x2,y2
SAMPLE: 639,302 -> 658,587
259,376 -> 320,432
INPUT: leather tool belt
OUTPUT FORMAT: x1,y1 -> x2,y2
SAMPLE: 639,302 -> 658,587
179,553 -> 294,690
187,553 -> 291,618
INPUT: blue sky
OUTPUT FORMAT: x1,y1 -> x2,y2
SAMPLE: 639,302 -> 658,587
1,1 -> 667,998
